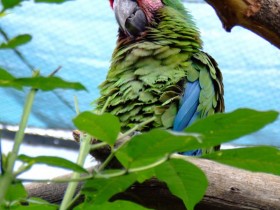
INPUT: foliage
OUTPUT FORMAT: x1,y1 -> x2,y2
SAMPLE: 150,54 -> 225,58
73,112 -> 120,146
0,69 -> 86,91
0,1 -> 279,210
17,155 -> 88,174
203,146 -> 280,175
0,34 -> 32,49
3,183 -> 58,209
0,0 -> 71,12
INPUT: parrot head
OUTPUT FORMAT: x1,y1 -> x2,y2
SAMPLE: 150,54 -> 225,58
109,0 -> 165,38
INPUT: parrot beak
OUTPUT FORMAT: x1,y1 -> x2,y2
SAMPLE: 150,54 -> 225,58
113,0 -> 147,37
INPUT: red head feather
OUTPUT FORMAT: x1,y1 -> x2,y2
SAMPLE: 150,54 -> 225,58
109,0 -> 114,8
139,0 -> 162,11
110,0 -> 162,10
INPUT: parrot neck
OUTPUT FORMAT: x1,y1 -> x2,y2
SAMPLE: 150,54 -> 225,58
116,6 -> 202,52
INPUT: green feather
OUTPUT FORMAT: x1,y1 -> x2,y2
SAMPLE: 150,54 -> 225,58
95,3 -> 224,134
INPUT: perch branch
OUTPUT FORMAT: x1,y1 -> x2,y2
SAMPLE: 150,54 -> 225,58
25,156 -> 280,210
205,0 -> 280,49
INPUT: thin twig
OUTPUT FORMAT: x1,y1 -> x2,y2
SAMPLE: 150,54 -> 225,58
48,66 -> 62,77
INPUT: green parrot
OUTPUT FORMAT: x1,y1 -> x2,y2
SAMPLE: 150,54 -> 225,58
95,0 -> 224,155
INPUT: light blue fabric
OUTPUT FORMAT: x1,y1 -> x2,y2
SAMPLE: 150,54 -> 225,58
173,81 -> 202,156
0,1 -> 279,146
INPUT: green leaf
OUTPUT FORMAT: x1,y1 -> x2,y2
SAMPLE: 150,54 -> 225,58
0,34 -> 32,49
203,146 -> 280,176
14,76 -> 86,91
73,112 -> 120,146
1,0 -> 24,10
116,129 -> 201,168
35,0 -> 72,3
17,155 -> 88,173
0,75 -> 86,91
0,68 -> 14,80
82,172 -> 137,204
155,158 -> 207,210
0,68 -> 22,90
185,109 -> 279,147
5,182 -> 27,202
75,200 -> 150,210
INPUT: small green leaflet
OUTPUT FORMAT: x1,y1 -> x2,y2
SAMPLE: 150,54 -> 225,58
74,200 -> 150,210
203,146 -> 280,176
0,68 -> 22,89
155,158 -> 208,210
116,129 -> 201,168
0,68 -> 14,80
1,0 -> 71,10
17,155 -> 88,173
15,77 -> 86,91
0,70 -> 86,91
185,109 -> 279,147
1,0 -> 24,10
0,34 -> 32,49
73,112 -> 120,146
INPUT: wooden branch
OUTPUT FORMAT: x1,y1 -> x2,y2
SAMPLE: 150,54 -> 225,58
205,0 -> 280,49
25,156 -> 280,210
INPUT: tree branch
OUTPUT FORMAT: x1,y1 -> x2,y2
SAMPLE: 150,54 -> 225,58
205,0 -> 280,49
25,156 -> 280,210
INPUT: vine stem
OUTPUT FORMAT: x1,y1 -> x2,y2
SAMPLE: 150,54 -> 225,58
0,85 -> 37,204
95,155 -> 169,179
59,133 -> 91,210
59,96 -> 113,209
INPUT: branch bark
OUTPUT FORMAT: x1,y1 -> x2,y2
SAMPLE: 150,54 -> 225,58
205,0 -> 280,49
26,156 -> 280,210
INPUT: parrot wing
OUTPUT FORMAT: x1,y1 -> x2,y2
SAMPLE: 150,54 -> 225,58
173,51 -> 224,155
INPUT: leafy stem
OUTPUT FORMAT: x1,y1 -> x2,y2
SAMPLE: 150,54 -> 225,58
95,155 -> 169,179
0,71 -> 39,204
18,174 -> 94,183
59,134 -> 92,210
13,162 -> 33,177
97,147 -> 115,172
90,142 -> 108,150
128,155 -> 169,173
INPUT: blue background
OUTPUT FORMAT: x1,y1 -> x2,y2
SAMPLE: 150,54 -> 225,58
0,0 -> 279,146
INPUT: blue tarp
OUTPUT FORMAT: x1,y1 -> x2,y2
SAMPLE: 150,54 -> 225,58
0,0 -> 280,146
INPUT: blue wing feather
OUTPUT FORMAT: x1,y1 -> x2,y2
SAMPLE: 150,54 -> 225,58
173,81 -> 202,156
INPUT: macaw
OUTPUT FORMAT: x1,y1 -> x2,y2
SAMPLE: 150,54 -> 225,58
95,0 -> 224,155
